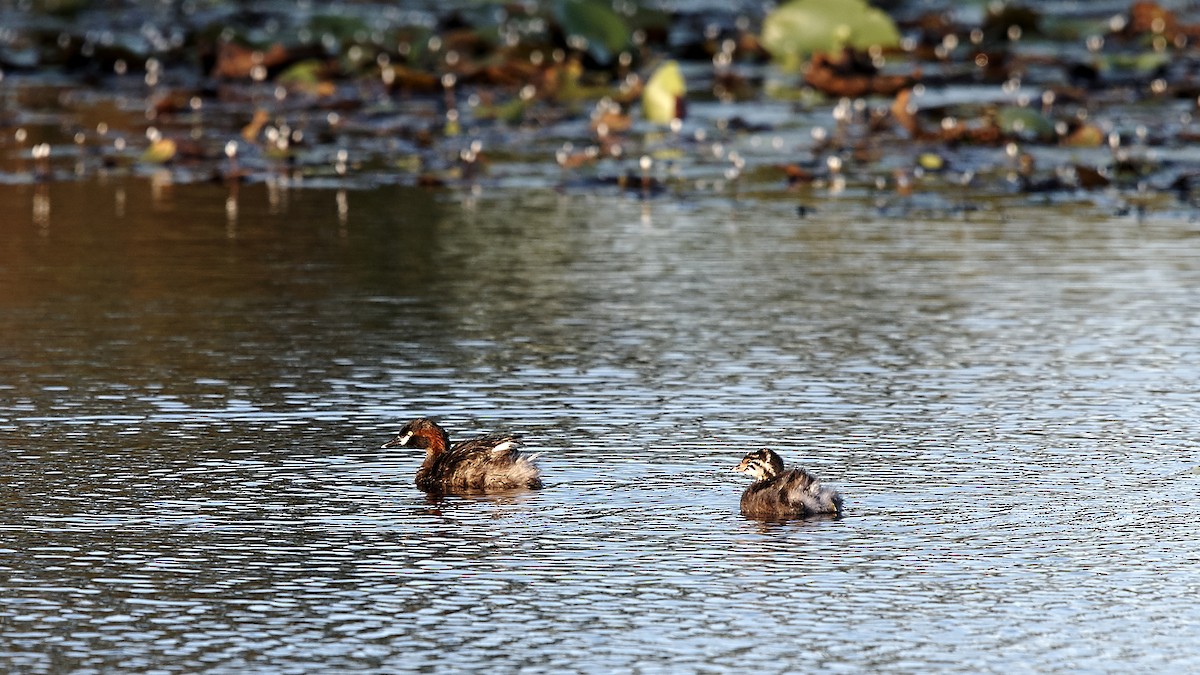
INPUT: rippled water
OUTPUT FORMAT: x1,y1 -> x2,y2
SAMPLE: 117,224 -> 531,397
2,180 -> 1200,672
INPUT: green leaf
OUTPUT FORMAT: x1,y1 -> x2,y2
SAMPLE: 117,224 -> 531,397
642,60 -> 686,124
995,106 -> 1055,141
276,59 -> 324,87
761,0 -> 900,69
554,0 -> 633,65
1103,51 -> 1171,73
476,97 -> 528,125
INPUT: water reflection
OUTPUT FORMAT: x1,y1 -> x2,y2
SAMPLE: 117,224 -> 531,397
225,185 -> 238,237
32,184 -> 49,230
336,189 -> 348,232
1,181 -> 1200,672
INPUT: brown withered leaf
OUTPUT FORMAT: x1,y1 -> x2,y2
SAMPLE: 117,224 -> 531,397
1074,165 -> 1110,189
781,164 -> 814,187
388,65 -> 441,93
591,109 -> 632,135
440,27 -> 492,59
212,42 -> 291,79
939,118 -> 1005,146
1128,1 -> 1179,40
557,151 -> 597,170
460,59 -> 541,87
1063,123 -> 1104,147
151,91 -> 196,116
241,109 -> 270,143
804,48 -> 912,98
891,88 -> 922,137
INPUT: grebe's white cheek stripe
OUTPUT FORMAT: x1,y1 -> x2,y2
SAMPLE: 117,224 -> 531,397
398,432 -> 413,445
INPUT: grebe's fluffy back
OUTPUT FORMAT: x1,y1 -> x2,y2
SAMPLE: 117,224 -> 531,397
734,448 -> 842,518
382,417 -> 542,492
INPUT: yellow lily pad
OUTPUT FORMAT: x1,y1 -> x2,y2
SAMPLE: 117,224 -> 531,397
642,60 -> 686,125
140,138 -> 177,164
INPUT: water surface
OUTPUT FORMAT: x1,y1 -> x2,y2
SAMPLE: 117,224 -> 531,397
2,180 -> 1199,672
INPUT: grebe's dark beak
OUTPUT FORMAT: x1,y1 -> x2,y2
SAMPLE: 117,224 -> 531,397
381,432 -> 413,449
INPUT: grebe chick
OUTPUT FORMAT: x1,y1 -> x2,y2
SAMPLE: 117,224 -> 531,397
381,417 -> 542,492
734,448 -> 842,519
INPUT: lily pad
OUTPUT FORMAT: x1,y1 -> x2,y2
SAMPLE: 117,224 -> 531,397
140,138 -> 177,164
995,106 -> 1055,141
554,0 -> 633,66
476,97 -> 528,125
917,153 -> 945,171
762,0 -> 900,70
1063,124 -> 1104,148
277,59 -> 325,87
1103,51 -> 1171,74
642,60 -> 686,125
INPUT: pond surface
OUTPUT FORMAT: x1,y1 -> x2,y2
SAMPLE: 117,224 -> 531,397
2,179 -> 1199,672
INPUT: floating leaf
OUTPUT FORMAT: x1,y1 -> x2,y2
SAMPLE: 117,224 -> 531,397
476,97 -> 527,125
276,59 -> 333,95
394,155 -> 423,173
642,60 -> 686,124
650,147 -> 685,161
1073,164 -> 1110,189
761,0 -> 900,70
212,42 -> 290,79
1063,124 -> 1104,148
591,108 -> 632,135
242,109 -> 270,143
140,138 -> 176,164
804,50 -> 908,97
917,153 -> 944,171
277,59 -> 323,86
550,59 -> 585,103
891,89 -> 919,136
1103,51 -> 1171,74
554,0 -> 632,65
995,106 -> 1055,141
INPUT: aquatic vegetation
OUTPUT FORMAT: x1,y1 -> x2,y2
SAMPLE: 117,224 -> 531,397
553,0 -> 635,66
641,60 -> 686,124
3,0 -> 1200,215
762,0 -> 901,70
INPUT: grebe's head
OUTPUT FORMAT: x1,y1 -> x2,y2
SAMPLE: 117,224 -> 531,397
382,417 -> 448,451
734,448 -> 784,481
